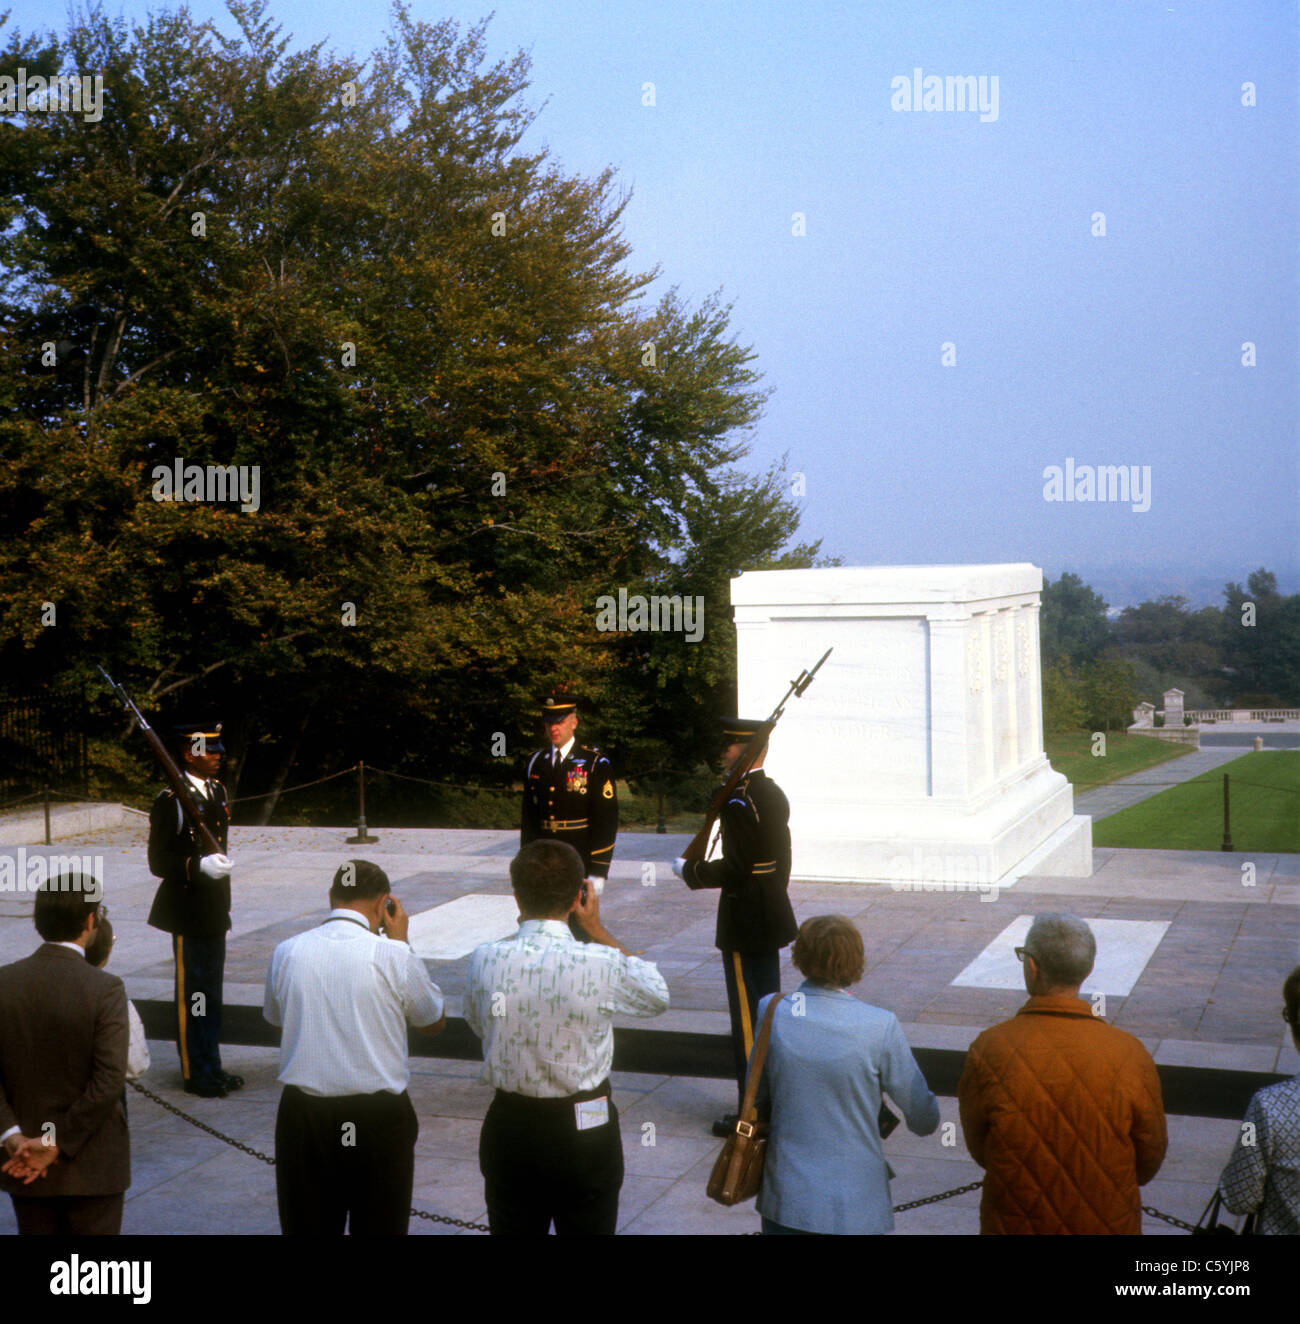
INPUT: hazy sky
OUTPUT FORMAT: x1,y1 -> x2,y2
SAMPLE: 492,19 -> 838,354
23,0 -> 1300,605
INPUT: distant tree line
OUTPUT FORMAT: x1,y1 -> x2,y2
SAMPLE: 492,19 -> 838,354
1040,569 -> 1300,734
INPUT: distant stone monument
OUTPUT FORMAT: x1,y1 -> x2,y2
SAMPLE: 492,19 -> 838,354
1131,701 -> 1156,728
730,564 -> 1092,889
1163,688 -> 1185,728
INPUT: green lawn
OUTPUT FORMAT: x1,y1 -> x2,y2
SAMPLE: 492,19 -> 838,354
1092,751 -> 1300,852
1044,730 -> 1196,790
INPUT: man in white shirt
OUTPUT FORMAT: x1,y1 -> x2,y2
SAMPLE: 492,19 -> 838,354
264,860 -> 445,1234
465,839 -> 669,1235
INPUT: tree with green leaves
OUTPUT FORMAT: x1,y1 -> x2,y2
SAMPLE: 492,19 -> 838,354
1042,658 -> 1086,734
1040,572 -> 1110,669
1113,595 -> 1225,680
0,1 -> 818,811
1220,571 -> 1300,706
1080,652 -> 1138,734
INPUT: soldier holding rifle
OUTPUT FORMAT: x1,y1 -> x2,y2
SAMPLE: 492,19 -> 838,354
97,669 -> 240,1100
673,650 -> 830,1137
146,721 -> 240,1099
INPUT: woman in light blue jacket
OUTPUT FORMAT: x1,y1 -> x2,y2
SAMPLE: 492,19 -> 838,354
750,915 -> 940,1234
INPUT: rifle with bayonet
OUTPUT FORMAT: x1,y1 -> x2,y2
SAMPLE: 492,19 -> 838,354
96,664 -> 224,857
681,647 -> 832,864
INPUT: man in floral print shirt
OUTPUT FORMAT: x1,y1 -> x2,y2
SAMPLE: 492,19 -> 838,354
466,840 -> 668,1234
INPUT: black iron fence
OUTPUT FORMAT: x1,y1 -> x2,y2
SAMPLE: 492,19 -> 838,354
0,685 -> 89,807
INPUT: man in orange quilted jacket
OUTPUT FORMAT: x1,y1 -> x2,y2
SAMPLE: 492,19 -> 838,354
958,913 -> 1168,1234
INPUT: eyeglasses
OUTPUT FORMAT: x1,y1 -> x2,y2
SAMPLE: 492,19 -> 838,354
1014,946 -> 1036,964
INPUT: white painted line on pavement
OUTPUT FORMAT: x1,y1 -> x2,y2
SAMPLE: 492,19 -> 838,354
405,893 -> 521,959
951,915 -> 1170,996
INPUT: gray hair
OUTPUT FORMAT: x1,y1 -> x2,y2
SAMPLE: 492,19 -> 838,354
1025,913 -> 1095,987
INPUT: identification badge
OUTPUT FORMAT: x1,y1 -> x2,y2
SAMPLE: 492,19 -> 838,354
575,1097 -> 610,1130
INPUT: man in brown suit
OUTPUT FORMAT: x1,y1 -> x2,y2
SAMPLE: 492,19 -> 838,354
0,872 -> 131,1235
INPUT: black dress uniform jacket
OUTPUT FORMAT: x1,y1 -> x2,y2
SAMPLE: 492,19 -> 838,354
520,744 -> 618,879
146,779 -> 231,937
683,769 -> 797,954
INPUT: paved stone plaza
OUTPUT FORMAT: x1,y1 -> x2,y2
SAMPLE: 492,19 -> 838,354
2,782 -> 1296,1235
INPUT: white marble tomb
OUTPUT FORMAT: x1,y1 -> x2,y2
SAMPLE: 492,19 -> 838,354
730,564 -> 1092,889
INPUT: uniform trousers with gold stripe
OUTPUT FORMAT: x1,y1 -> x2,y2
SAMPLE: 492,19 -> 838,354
722,949 -> 781,1106
172,933 -> 226,1085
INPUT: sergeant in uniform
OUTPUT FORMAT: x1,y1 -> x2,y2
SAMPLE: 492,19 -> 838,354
520,694 -> 618,941
673,718 -> 797,1136
146,722 -> 241,1099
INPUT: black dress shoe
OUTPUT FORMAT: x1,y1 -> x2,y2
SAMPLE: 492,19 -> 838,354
185,1076 -> 228,1099
712,1113 -> 740,1138
217,1071 -> 245,1091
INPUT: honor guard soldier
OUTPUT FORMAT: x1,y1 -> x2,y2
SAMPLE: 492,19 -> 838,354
521,694 -> 618,941
146,721 -> 241,1099
673,718 -> 797,1135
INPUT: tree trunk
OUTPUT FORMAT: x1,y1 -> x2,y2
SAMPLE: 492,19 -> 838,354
256,702 -> 313,826
224,716 -> 249,809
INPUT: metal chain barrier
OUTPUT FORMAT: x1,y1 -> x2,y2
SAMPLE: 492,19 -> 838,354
888,1177 -> 1197,1230
1076,775 -> 1299,794
1142,1203 -> 1199,1232
365,762 -> 704,793
0,790 -> 47,811
0,785 -> 89,812
892,1179 -> 984,1212
889,1178 -> 1198,1229
409,1207 -> 490,1231
125,1081 -> 1197,1233
126,1078 -> 489,1232
228,765 -> 360,805
128,1078 -> 276,1165
364,764 -> 476,791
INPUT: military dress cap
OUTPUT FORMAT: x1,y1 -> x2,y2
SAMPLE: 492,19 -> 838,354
720,717 -> 766,743
173,721 -> 225,754
540,693 -> 579,722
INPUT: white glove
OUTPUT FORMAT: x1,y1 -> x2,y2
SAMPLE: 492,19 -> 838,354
672,857 -> 687,879
585,875 -> 605,897
199,853 -> 233,880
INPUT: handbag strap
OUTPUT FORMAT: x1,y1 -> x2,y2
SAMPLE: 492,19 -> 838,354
1195,1188 -> 1258,1236
1195,1189 -> 1223,1229
738,994 -> 784,1124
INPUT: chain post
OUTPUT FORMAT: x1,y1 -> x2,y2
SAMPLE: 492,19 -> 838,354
347,759 -> 377,844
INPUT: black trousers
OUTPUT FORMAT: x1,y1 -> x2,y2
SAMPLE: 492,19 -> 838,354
11,1193 -> 124,1235
722,949 -> 781,1106
275,1085 -> 417,1235
173,932 -> 225,1084
480,1084 -> 623,1235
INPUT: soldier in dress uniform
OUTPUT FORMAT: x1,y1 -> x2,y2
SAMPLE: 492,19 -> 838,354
520,694 -> 618,942
673,717 -> 797,1136
146,721 -> 241,1099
